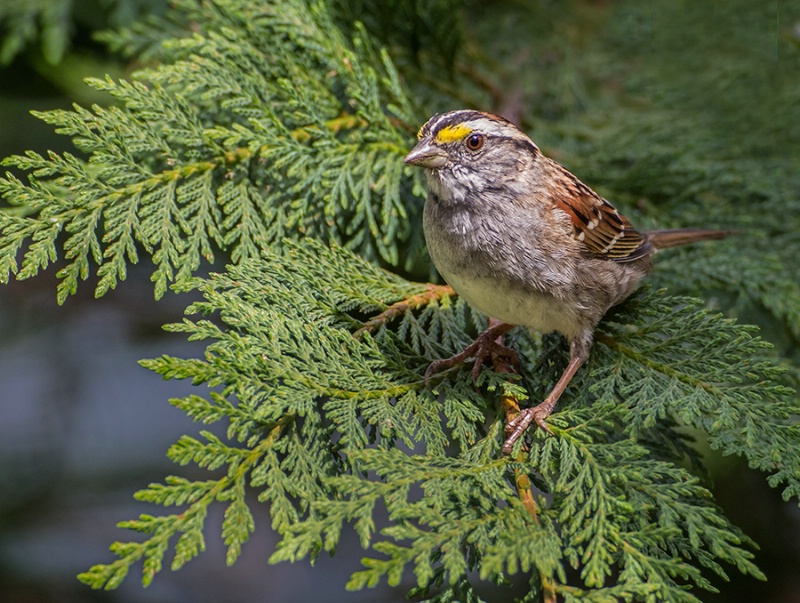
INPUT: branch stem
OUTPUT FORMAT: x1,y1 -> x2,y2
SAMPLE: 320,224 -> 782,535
354,283 -> 455,338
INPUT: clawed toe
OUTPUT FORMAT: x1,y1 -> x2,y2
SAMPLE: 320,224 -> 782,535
422,319 -> 576,456
424,321 -> 516,383
469,337 -> 519,380
502,404 -> 555,454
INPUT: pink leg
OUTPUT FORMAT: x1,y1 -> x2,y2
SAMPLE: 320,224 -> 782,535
502,341 -> 588,454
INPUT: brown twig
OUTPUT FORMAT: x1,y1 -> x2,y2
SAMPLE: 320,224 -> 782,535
488,326 -> 540,524
542,577 -> 558,603
491,330 -> 562,602
353,284 -> 455,339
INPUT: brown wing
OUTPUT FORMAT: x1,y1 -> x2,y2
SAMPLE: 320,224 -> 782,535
551,168 -> 651,262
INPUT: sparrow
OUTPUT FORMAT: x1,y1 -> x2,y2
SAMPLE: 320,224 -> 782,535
404,110 -> 731,453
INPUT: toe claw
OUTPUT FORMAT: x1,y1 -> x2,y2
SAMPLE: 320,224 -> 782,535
423,360 -> 441,384
423,322 -> 516,382
502,403 -> 555,454
533,411 -> 553,434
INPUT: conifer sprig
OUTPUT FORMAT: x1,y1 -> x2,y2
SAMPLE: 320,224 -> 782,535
0,0 -> 72,64
78,240 -> 794,600
0,0 -> 425,301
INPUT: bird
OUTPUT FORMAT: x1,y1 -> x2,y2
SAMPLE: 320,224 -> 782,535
403,109 -> 732,453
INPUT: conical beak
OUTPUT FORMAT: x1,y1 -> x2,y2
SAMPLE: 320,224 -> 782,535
404,141 -> 448,168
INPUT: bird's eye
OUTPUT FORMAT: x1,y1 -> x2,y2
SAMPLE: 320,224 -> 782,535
465,133 -> 484,151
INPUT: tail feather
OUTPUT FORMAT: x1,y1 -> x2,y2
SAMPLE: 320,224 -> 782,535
645,228 -> 736,250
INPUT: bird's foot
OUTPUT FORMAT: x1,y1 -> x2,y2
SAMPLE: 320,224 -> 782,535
500,348 -> 587,454
424,321 -> 517,383
502,399 -> 556,454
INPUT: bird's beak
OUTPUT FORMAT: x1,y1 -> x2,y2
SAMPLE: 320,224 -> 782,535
404,141 -> 447,168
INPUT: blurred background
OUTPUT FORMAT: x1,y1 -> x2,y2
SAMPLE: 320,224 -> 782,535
1,1 -> 799,602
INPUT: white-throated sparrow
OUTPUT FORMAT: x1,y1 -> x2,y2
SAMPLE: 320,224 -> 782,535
404,110 -> 731,453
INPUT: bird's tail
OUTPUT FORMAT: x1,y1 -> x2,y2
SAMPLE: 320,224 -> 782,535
645,228 -> 735,250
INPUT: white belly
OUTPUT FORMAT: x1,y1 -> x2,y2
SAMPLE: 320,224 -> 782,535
442,269 -> 581,338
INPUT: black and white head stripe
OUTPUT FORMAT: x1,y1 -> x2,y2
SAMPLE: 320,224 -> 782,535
417,110 -> 526,145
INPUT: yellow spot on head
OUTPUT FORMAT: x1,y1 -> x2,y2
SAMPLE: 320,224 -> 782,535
435,124 -> 473,144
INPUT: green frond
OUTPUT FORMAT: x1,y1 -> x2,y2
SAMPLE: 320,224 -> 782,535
0,0 -> 71,64
1,0 -> 425,300
78,240 -> 793,599
591,295 -> 800,501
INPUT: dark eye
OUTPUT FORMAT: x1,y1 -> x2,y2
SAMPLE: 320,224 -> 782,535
465,133 -> 484,151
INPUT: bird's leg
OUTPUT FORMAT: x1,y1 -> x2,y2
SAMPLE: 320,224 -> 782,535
424,318 -> 518,382
502,335 -> 591,454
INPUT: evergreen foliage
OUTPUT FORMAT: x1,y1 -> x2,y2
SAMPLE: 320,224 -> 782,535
0,0 -> 427,301
0,0 -> 168,65
2,0 -> 799,601
0,0 -> 73,64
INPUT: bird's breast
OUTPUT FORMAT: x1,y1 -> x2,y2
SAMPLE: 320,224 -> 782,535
423,196 -> 584,337
438,269 -> 583,337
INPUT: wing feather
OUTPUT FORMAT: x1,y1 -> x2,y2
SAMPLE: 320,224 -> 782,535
549,166 -> 651,262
